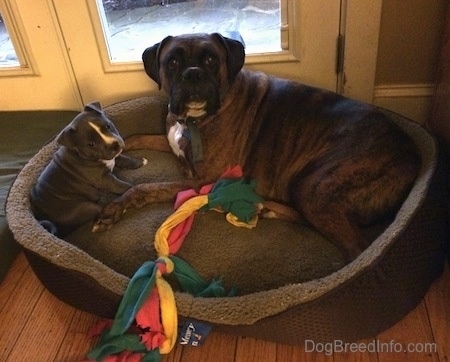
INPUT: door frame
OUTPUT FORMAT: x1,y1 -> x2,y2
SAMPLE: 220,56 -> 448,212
0,0 -> 82,110
340,0 -> 383,103
0,0 -> 382,110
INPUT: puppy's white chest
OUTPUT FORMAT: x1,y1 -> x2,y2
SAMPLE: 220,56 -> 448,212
167,122 -> 186,157
101,159 -> 115,171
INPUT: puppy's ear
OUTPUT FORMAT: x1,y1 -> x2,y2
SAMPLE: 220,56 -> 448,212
84,101 -> 103,114
56,126 -> 76,148
142,36 -> 173,90
211,33 -> 245,84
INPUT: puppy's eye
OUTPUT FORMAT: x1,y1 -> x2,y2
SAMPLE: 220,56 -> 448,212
88,141 -> 95,147
105,123 -> 111,130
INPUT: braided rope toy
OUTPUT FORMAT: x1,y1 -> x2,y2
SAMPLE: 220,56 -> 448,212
87,166 -> 263,361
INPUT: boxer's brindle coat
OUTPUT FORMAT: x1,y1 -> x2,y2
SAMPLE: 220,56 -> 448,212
94,33 -> 421,261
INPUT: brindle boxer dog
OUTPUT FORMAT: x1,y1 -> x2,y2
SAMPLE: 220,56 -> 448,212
94,33 -> 421,261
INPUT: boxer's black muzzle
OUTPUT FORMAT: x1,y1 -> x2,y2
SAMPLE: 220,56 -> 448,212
182,66 -> 206,83
169,66 -> 221,118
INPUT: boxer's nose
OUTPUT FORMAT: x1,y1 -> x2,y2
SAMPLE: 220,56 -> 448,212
182,67 -> 205,83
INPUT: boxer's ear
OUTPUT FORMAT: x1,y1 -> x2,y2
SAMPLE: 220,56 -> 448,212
84,101 -> 102,114
212,33 -> 245,84
142,36 -> 173,89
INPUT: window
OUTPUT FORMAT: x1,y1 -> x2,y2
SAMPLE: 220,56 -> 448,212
0,0 -> 384,110
0,12 -> 19,67
97,0 -> 281,63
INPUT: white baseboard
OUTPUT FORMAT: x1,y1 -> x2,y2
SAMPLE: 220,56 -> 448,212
373,84 -> 435,124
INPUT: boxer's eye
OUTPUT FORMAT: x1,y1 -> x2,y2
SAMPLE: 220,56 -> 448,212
204,55 -> 216,66
168,58 -> 179,69
88,141 -> 96,147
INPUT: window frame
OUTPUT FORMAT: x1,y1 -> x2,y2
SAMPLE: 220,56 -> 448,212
88,0 -> 301,73
0,0 -> 36,76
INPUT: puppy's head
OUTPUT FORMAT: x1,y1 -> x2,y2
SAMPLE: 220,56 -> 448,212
57,102 -> 125,161
142,33 -> 245,118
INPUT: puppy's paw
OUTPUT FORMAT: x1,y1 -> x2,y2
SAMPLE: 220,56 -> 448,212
128,156 -> 147,169
131,157 -> 147,168
92,201 -> 126,232
116,154 -> 146,169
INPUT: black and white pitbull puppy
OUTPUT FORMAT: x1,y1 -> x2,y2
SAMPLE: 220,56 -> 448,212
30,102 -> 147,236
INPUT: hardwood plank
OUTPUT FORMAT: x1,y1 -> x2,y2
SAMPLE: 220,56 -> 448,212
332,338 -> 379,362
0,266 -> 44,361
175,330 -> 237,362
277,343 -> 333,362
162,340 -> 184,362
6,286 -> 76,362
425,265 -> 450,362
283,339 -> 377,361
55,309 -> 101,362
376,300 -> 439,362
56,332 -> 97,362
235,336 -> 277,362
0,253 -> 28,312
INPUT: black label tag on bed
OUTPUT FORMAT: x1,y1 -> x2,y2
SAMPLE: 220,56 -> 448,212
178,321 -> 212,347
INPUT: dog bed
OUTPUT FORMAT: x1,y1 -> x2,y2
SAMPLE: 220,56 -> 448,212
6,96 -> 447,344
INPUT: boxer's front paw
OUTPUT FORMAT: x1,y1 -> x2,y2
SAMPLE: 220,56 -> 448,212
256,202 -> 277,219
92,201 -> 126,232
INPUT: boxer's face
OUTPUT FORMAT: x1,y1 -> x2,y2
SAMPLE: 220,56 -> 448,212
142,33 -> 245,119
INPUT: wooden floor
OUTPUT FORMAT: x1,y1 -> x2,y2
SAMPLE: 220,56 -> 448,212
0,252 -> 448,362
